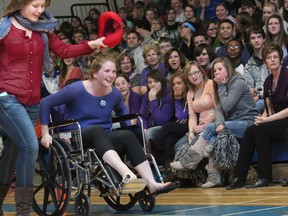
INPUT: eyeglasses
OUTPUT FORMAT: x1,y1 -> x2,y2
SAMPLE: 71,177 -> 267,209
187,70 -> 201,77
227,45 -> 241,49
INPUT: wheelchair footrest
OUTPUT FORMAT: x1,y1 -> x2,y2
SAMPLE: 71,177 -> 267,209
120,179 -> 147,195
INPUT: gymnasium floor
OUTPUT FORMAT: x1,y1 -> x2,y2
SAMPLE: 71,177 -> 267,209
3,184 -> 288,216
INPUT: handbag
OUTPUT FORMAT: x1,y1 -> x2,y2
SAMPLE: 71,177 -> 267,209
211,128 -> 240,170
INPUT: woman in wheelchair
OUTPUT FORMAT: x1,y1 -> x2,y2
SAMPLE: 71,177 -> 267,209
40,52 -> 177,195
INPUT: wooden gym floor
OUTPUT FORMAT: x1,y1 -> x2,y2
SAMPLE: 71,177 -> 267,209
3,183 -> 288,216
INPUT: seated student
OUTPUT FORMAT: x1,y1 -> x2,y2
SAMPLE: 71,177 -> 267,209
244,26 -> 270,114
194,43 -> 216,78
226,43 -> 288,190
157,37 -> 173,61
178,21 -> 196,60
226,38 -> 245,75
163,7 -> 181,46
139,69 -> 175,150
59,57 -> 84,89
183,4 -> 203,31
40,52 -> 177,195
164,48 -> 186,80
114,74 -> 143,125
140,44 -> 168,95
150,72 -> 189,169
171,57 -> 258,188
116,52 -> 141,94
215,19 -> 251,64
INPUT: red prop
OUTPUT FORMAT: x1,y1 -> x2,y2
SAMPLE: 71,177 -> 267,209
98,11 -> 123,48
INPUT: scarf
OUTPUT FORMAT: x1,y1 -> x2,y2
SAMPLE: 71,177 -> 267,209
0,11 -> 57,71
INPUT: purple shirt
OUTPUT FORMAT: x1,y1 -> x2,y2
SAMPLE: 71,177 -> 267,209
139,86 -> 175,129
129,90 -> 143,114
140,63 -> 168,86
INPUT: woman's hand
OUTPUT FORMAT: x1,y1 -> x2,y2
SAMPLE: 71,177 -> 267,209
174,88 -> 183,100
148,87 -> 158,101
87,37 -> 107,50
255,115 -> 267,125
214,73 -> 227,85
193,125 -> 205,134
41,133 -> 53,148
215,124 -> 224,134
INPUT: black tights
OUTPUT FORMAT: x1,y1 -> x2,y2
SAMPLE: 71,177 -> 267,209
81,126 -> 146,167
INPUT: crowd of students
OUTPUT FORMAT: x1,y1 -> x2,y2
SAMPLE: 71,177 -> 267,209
1,0 -> 288,215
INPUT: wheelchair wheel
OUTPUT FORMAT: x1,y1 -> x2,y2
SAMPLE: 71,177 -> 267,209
98,183 -> 138,211
138,187 -> 155,212
75,193 -> 91,216
33,139 -> 72,216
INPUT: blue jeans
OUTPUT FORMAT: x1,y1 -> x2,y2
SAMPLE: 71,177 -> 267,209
202,120 -> 251,144
0,95 -> 39,187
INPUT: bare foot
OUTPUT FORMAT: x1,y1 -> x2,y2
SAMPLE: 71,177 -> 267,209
148,182 -> 172,194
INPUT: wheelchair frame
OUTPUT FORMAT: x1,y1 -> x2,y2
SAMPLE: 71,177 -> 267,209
33,114 -> 163,215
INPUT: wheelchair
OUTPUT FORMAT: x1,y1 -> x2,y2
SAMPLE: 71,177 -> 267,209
32,114 -> 165,216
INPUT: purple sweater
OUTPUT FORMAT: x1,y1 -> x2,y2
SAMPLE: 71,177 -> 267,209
40,81 -> 128,131
139,86 -> 175,129
129,90 -> 143,114
140,62 -> 168,86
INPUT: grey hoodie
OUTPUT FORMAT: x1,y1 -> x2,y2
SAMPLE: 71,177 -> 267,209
214,72 -> 258,127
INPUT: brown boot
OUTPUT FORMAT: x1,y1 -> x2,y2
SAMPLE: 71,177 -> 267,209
0,184 -> 10,216
15,187 -> 33,216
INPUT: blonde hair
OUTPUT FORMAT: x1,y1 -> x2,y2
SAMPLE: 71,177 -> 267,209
3,0 -> 51,17
183,61 -> 208,91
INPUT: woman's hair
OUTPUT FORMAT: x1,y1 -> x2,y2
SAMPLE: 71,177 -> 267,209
142,43 -> 161,64
3,0 -> 51,17
211,57 -> 236,84
59,58 -> 80,84
183,4 -> 197,16
211,57 -> 236,101
114,74 -> 131,86
183,61 -> 208,91
235,11 -> 253,43
89,52 -> 117,79
116,52 -> 136,73
262,42 -> 283,61
194,43 -> 216,61
169,71 -> 189,101
265,14 -> 288,48
147,69 -> 167,100
133,5 -> 145,20
164,48 -> 186,72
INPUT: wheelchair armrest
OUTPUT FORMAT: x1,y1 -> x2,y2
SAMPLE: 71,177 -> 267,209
112,113 -> 140,123
48,119 -> 78,130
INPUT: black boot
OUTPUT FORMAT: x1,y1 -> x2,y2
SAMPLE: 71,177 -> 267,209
0,184 -> 10,216
245,178 -> 271,189
226,178 -> 245,190
15,186 -> 33,216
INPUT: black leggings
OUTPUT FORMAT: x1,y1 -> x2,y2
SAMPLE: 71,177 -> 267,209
234,118 -> 288,180
81,126 -> 146,167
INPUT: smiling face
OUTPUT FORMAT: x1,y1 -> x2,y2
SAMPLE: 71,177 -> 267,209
216,5 -> 228,21
20,0 -> 46,22
168,51 -> 181,71
219,22 -> 234,40
120,56 -> 132,74
114,76 -> 130,96
94,61 -> 117,87
195,48 -> 210,68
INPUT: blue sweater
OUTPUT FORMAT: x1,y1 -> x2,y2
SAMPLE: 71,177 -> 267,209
40,81 -> 129,131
